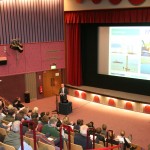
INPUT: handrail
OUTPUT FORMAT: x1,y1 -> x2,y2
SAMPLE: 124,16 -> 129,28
87,127 -> 96,149
20,120 -> 37,150
60,124 -> 73,150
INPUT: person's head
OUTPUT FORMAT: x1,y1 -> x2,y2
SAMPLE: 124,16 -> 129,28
77,119 -> 82,125
31,112 -> 38,119
61,83 -> 64,88
48,117 -> 58,127
15,112 -> 24,121
11,120 -> 21,133
22,107 -> 29,115
108,131 -> 115,139
40,112 -> 46,118
52,114 -> 59,119
87,121 -> 94,128
7,108 -> 16,116
41,115 -> 49,124
8,104 -> 14,110
95,127 -> 102,134
46,111 -> 50,117
33,107 -> 39,113
16,97 -> 21,101
62,115 -> 70,125
27,110 -> 32,116
80,125 -> 89,136
29,118 -> 38,130
120,130 -> 125,137
102,124 -> 107,131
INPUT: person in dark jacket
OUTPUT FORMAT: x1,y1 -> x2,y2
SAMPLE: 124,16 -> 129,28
74,124 -> 92,150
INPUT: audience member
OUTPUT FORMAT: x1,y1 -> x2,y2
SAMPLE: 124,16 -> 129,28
31,112 -> 39,119
37,114 -> 49,132
32,107 -> 39,114
101,124 -> 107,137
52,114 -> 62,128
0,102 -> 5,121
74,119 -> 83,132
95,127 -> 105,146
115,130 -> 137,150
0,133 -> 5,142
15,113 -> 28,135
3,108 -> 15,122
22,107 -> 31,121
59,83 -> 68,103
25,118 -> 60,150
4,120 -> 32,150
74,124 -> 92,150
42,116 -> 60,138
12,97 -> 24,110
39,111 -> 46,122
105,131 -> 119,145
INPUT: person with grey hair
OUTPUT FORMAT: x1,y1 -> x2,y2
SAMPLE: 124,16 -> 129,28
42,117 -> 60,138
4,120 -> 32,150
74,124 -> 92,150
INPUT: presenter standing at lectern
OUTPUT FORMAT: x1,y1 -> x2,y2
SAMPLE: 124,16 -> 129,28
59,83 -> 68,103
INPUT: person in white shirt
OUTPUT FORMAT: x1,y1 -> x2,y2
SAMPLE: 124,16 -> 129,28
115,130 -> 137,150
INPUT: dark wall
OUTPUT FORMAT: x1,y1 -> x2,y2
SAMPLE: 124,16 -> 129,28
0,74 -> 25,102
81,23 -> 150,96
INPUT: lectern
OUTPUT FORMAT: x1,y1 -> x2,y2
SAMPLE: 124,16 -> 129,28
59,102 -> 72,115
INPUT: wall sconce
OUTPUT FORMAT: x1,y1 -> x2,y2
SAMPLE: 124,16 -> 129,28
51,63 -> 56,70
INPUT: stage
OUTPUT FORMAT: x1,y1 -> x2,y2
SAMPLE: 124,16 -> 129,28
66,84 -> 150,104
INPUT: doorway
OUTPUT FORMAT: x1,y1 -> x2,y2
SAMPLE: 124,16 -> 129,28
43,69 -> 62,97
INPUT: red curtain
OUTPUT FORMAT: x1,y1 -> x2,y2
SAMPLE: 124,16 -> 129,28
65,24 -> 82,86
65,8 -> 150,86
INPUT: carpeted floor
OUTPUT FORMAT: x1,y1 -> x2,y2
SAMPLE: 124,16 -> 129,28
23,95 -> 150,149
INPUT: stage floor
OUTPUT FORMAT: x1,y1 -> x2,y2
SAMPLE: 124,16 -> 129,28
66,84 -> 150,104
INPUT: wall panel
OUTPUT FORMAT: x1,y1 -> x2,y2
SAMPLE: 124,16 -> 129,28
0,42 -> 65,77
0,0 -> 64,44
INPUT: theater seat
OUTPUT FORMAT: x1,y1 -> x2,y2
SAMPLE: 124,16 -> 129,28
125,102 -> 133,110
143,105 -> 150,114
108,99 -> 116,107
93,95 -> 100,103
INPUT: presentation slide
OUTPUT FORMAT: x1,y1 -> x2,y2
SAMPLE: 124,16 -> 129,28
98,26 -> 150,80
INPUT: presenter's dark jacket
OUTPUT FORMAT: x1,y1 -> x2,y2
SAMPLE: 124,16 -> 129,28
59,87 -> 68,101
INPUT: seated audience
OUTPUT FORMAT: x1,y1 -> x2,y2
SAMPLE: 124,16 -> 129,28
31,112 -> 39,119
42,117 -> 60,138
25,118 -> 60,150
105,131 -> 119,145
13,97 -> 24,110
21,107 -> 32,121
4,120 -> 32,150
86,121 -> 95,135
95,127 -> 105,146
15,112 -> 28,135
3,107 -> 15,122
32,107 -> 39,114
39,112 -> 46,123
0,133 -> 5,142
0,102 -> 5,121
37,114 -> 49,132
74,119 -> 83,132
52,114 -> 62,128
74,124 -> 92,150
101,123 -> 107,137
115,130 -> 137,150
